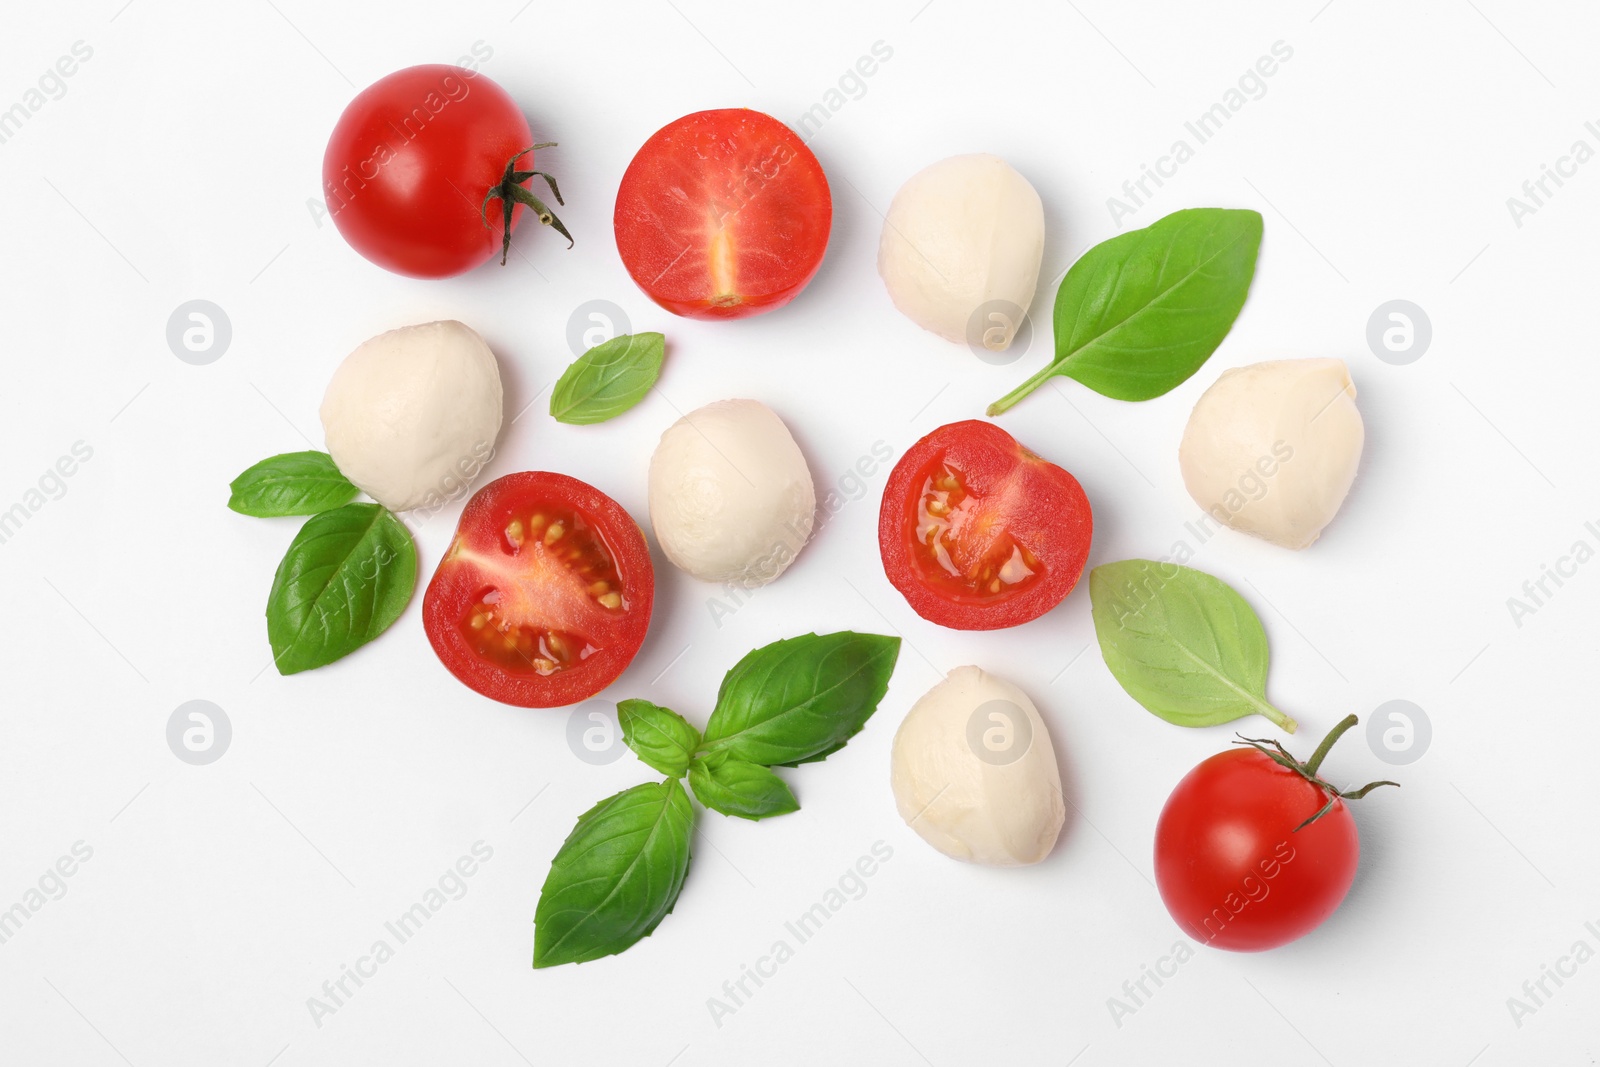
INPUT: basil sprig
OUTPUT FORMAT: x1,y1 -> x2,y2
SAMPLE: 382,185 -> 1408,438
532,631 -> 902,968
228,450 -> 358,517
1089,559 -> 1296,733
549,332 -> 665,425
989,207 -> 1262,412
231,450 -> 417,674
266,503 -> 418,674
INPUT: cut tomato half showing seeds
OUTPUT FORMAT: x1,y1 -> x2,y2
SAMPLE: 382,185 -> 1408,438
613,108 -> 832,319
424,472 -> 654,707
878,421 -> 1092,630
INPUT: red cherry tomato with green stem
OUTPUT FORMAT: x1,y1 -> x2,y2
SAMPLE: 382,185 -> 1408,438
323,64 -> 571,278
1154,715 -> 1398,952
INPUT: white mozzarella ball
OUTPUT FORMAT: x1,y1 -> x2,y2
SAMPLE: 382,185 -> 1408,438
647,399 -> 815,586
1178,358 -> 1365,550
878,154 -> 1046,353
320,320 -> 502,513
890,666 -> 1065,867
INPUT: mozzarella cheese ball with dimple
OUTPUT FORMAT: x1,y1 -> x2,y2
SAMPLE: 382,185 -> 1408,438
647,399 -> 815,587
320,320 -> 503,513
890,666 -> 1065,867
877,154 -> 1046,352
1179,358 -> 1365,550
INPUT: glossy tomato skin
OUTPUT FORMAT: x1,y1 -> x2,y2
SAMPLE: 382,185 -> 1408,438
614,109 -> 832,319
323,65 -> 532,278
1154,748 -> 1360,952
424,473 -> 654,708
877,420 -> 1092,630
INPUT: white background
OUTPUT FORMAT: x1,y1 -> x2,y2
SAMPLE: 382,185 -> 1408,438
1,0 -> 1596,1063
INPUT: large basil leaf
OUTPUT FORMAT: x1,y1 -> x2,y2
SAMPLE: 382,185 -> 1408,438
549,332 -> 664,425
229,451 -> 358,517
265,503 -> 417,674
988,208 -> 1262,411
701,632 -> 901,766
533,780 -> 694,968
618,699 -> 700,779
1089,559 -> 1296,732
688,754 -> 799,821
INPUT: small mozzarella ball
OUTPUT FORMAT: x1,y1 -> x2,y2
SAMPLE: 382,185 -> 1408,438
877,154 -> 1046,353
1179,358 -> 1365,550
647,399 -> 815,586
320,320 -> 503,513
890,666 -> 1065,867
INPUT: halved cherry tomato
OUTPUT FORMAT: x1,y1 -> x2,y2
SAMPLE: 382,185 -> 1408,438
878,421 -> 1092,630
613,109 -> 832,319
424,473 -> 653,707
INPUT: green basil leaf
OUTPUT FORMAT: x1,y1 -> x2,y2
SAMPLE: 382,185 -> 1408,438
688,754 -> 799,821
266,503 -> 417,675
229,451 -> 358,517
1089,559 -> 1296,733
618,699 -> 701,778
989,208 -> 1262,411
701,632 -> 901,766
549,332 -> 665,425
533,780 -> 694,968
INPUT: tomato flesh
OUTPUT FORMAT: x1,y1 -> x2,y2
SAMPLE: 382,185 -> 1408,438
323,65 -> 534,278
879,421 -> 1091,630
1154,748 -> 1360,952
613,109 -> 832,319
425,474 -> 653,707
455,505 -> 628,675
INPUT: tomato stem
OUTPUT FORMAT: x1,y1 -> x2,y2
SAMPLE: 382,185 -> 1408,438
1234,714 -> 1399,831
1303,713 -> 1356,776
481,144 -> 574,265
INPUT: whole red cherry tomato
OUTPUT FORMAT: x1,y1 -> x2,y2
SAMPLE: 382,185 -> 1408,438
1154,715 -> 1397,951
323,64 -> 570,278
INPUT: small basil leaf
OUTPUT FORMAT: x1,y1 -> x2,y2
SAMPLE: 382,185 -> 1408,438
701,632 -> 901,766
229,451 -> 359,517
533,780 -> 694,968
618,699 -> 701,778
989,208 -> 1262,411
688,755 -> 799,821
266,503 -> 417,675
1089,559 -> 1297,733
549,332 -> 665,425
